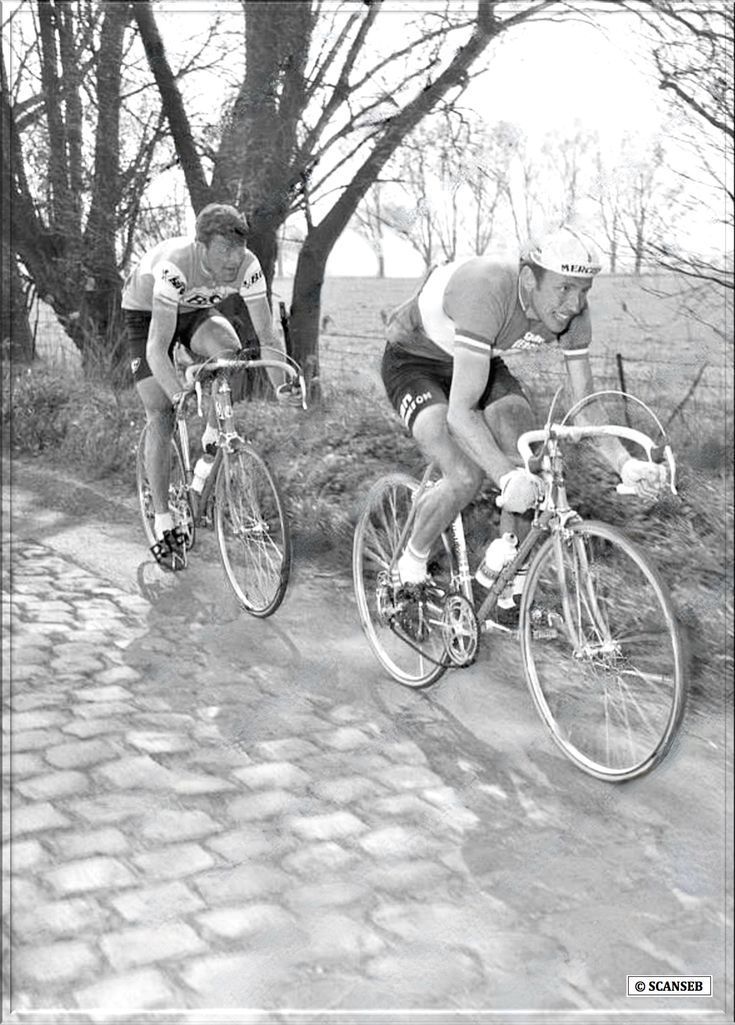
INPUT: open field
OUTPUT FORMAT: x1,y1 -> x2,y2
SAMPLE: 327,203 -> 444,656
270,273 -> 732,418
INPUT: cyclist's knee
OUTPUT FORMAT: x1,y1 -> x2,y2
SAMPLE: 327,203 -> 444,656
191,316 -> 240,359
446,460 -> 483,502
485,394 -> 535,453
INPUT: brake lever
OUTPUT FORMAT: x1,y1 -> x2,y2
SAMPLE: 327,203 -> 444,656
195,381 -> 203,419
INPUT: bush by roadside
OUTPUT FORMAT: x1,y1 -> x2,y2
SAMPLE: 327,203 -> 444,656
5,361 -> 732,701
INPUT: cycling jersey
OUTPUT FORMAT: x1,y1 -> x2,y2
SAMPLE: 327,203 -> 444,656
386,257 -> 591,362
121,237 -> 266,312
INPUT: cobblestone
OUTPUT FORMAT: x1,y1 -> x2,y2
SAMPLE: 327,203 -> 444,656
45,737 -> 120,769
73,967 -> 176,1009
231,760 -> 310,790
132,842 -> 215,880
44,856 -> 137,895
197,902 -> 293,939
101,922 -> 205,970
16,769 -> 90,801
14,897 -> 110,940
285,810 -> 367,841
51,827 -> 130,859
3,530 -> 508,1010
109,880 -> 204,923
227,789 -> 303,821
194,864 -> 291,904
14,940 -> 99,985
138,809 -> 223,842
12,802 -> 71,835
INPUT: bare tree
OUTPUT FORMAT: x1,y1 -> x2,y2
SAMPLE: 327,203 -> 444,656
132,0 -> 571,395
624,0 -> 733,287
352,184 -> 388,278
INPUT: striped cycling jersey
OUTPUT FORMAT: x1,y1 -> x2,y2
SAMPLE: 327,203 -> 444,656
385,257 -> 591,363
121,236 -> 267,312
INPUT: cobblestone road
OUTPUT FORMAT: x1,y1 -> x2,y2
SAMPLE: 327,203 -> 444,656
3,534 -> 513,1014
3,471 -> 731,1022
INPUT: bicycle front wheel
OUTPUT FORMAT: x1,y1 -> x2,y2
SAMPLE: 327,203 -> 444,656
214,444 -> 291,617
352,474 -> 449,688
135,424 -> 195,550
520,520 -> 685,782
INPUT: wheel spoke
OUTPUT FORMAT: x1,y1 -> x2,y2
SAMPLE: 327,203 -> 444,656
522,522 -> 685,781
215,448 -> 290,617
353,475 -> 448,688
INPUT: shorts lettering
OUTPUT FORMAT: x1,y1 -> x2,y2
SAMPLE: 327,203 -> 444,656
399,389 -> 432,427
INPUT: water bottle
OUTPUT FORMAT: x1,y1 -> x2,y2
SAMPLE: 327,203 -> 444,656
191,453 -> 215,494
475,532 -> 517,589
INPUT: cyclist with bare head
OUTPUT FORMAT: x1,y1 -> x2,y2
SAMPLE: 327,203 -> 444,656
381,225 -> 666,618
122,203 -> 291,570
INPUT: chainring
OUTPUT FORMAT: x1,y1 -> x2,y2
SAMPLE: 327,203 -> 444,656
441,592 -> 479,667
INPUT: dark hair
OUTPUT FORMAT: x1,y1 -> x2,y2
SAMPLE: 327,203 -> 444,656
195,204 -> 248,245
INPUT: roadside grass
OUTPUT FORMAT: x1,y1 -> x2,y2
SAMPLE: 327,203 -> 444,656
6,272 -> 732,704
5,358 -> 731,707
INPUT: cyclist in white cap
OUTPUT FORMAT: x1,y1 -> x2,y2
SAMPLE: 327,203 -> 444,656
380,225 -> 666,607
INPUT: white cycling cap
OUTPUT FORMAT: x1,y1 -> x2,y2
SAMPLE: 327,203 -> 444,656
524,226 -> 602,277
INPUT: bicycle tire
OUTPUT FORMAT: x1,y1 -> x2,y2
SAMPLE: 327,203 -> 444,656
214,443 -> 291,617
520,519 -> 686,782
352,473 -> 450,688
135,424 -> 195,550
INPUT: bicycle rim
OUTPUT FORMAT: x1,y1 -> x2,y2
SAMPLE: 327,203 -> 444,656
214,445 -> 291,617
520,520 -> 685,781
135,425 -> 195,550
352,474 -> 449,688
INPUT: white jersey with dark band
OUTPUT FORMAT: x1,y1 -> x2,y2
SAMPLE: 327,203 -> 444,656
122,237 -> 267,312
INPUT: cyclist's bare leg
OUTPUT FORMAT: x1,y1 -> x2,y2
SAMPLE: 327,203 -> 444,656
137,377 -> 176,516
408,403 -> 484,554
483,394 -> 536,541
189,315 -> 241,432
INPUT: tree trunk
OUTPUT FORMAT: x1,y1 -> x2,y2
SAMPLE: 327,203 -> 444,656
0,245 -> 33,363
133,1 -> 212,213
288,236 -> 327,399
289,2 -> 501,397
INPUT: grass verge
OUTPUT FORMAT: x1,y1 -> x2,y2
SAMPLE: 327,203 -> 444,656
5,362 -> 732,706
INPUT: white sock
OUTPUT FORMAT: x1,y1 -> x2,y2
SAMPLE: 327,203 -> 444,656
154,512 -> 174,540
396,540 -> 430,584
201,424 -> 218,451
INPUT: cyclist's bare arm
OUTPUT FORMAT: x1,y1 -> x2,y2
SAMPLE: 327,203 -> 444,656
446,347 -> 518,485
244,294 -> 289,391
564,353 -> 629,472
146,298 -> 181,401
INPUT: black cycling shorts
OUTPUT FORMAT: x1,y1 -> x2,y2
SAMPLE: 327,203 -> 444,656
381,343 -> 527,433
122,295 -> 259,385
123,307 -> 221,384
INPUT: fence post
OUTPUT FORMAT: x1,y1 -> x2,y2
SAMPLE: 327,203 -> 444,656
615,352 -> 631,427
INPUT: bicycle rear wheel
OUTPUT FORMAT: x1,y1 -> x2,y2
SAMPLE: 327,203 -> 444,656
214,443 -> 291,617
520,520 -> 685,781
135,424 -> 195,549
352,473 -> 449,688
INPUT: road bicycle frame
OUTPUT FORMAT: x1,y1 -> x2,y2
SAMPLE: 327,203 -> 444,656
390,413 -> 678,635
174,355 -> 306,520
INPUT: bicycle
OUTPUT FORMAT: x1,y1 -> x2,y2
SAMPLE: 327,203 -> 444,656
136,350 -> 306,617
352,391 -> 686,782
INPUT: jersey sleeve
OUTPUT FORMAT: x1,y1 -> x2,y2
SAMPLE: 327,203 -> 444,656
444,264 -> 510,357
560,304 -> 592,360
151,260 -> 187,307
239,256 -> 267,303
